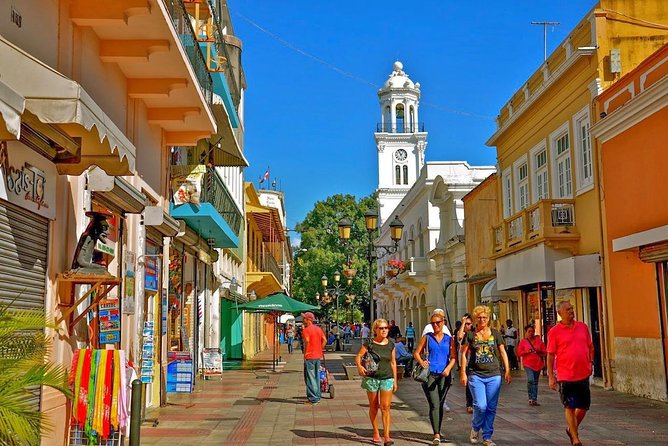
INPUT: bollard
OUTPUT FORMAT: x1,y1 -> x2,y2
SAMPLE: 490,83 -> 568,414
129,379 -> 142,446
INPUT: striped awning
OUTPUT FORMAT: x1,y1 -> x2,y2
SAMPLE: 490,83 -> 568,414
246,203 -> 284,242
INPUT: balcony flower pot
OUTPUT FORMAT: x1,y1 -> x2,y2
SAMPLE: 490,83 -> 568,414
342,268 -> 357,279
386,270 -> 399,278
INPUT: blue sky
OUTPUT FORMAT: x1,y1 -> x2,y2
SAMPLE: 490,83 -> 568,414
229,0 -> 596,238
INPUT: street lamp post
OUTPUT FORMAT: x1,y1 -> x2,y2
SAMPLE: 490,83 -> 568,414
320,270 -> 355,351
338,208 -> 404,323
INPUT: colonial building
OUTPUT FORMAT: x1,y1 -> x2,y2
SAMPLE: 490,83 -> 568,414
484,0 -> 668,391
0,0 -> 249,442
372,62 -> 494,329
591,42 -> 668,401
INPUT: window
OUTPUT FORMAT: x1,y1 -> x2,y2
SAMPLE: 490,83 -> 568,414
396,104 -> 405,132
515,160 -> 529,211
550,123 -> 573,199
418,220 -> 424,256
502,168 -> 513,218
403,165 -> 408,184
531,143 -> 549,202
573,106 -> 593,194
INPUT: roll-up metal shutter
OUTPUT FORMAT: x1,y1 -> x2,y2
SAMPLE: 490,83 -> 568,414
0,200 -> 48,309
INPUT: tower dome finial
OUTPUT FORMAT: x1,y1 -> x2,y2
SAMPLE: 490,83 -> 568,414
393,61 -> 403,72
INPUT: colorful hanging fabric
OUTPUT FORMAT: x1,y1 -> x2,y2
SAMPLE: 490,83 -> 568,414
111,350 -> 120,432
119,350 -> 129,434
77,349 -> 92,430
92,349 -> 106,436
85,349 -> 99,443
68,349 -> 80,390
102,349 -> 113,438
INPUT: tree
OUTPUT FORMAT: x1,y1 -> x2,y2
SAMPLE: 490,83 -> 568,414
0,305 -> 71,446
292,193 -> 378,321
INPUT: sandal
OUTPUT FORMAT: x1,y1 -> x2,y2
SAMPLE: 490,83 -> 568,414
384,440 -> 394,446
566,429 -> 573,443
432,438 -> 441,445
372,435 -> 381,443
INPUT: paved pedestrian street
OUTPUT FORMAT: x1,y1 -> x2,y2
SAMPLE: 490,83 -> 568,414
142,341 -> 668,445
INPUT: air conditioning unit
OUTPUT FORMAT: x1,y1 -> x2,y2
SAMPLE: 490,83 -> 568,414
551,206 -> 574,226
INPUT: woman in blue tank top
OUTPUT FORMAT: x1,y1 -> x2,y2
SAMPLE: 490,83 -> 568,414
413,310 -> 457,444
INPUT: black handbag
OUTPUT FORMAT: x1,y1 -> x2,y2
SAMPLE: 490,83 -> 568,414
412,336 -> 430,383
362,340 -> 380,376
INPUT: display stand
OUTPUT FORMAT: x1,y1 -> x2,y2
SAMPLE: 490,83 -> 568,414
55,273 -> 121,341
200,347 -> 223,380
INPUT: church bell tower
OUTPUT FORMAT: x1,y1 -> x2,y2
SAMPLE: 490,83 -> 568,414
375,61 -> 427,225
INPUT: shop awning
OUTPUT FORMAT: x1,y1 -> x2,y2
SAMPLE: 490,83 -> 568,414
210,99 -> 247,167
246,203 -> 285,242
0,79 -> 24,139
480,279 -> 519,303
554,254 -> 601,289
88,167 -> 146,214
0,35 -> 135,175
170,202 -> 239,249
496,243 -> 571,291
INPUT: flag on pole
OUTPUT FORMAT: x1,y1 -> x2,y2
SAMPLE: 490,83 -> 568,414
259,167 -> 270,184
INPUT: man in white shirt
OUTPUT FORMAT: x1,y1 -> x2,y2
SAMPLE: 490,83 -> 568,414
503,319 -> 519,370
360,323 -> 370,338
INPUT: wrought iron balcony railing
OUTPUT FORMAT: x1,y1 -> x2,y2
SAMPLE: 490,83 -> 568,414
260,250 -> 282,279
163,0 -> 214,105
376,122 -> 425,133
202,166 -> 243,235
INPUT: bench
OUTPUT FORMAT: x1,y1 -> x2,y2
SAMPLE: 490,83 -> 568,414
324,343 -> 336,352
341,342 -> 353,352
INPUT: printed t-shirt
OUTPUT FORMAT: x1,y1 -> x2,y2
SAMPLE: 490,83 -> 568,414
516,336 -> 546,371
364,339 -> 395,380
303,324 -> 325,360
546,321 -> 593,382
405,325 -> 415,339
463,328 -> 504,378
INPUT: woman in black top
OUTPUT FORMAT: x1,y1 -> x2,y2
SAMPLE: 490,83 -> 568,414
355,318 -> 397,446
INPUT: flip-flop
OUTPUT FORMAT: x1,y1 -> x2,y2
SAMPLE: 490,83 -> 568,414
372,435 -> 381,443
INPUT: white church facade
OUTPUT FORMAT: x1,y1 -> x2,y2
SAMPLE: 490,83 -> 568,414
372,62 -> 495,330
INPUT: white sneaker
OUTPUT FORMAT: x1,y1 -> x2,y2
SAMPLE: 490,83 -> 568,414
482,440 -> 496,446
443,400 -> 451,412
469,428 -> 480,444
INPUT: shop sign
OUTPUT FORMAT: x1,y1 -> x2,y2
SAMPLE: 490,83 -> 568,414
98,299 -> 121,344
0,141 -> 57,219
171,164 -> 205,206
123,251 -> 136,314
141,320 -> 155,383
161,289 -> 168,336
145,241 -> 160,292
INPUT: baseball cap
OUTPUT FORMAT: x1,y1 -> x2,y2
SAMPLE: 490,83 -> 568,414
301,312 -> 316,321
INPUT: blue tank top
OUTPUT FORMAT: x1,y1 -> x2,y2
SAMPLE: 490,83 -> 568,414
427,333 -> 452,374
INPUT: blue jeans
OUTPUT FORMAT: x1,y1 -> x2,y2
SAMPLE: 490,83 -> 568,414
525,367 -> 540,401
468,374 -> 502,441
304,359 -> 321,403
287,336 -> 295,354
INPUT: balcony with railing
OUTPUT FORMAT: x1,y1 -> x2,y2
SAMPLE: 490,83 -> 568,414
491,199 -> 580,257
260,251 -> 282,280
376,122 -> 426,133
170,165 -> 242,248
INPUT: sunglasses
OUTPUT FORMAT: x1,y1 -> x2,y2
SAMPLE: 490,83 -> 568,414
431,320 -> 444,325
377,326 -> 389,330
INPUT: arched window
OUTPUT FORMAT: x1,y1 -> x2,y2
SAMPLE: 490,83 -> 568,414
410,227 -> 415,257
409,106 -> 415,132
403,165 -> 408,184
396,104 -> 405,132
384,106 -> 391,132
395,165 -> 401,184
418,220 -> 424,256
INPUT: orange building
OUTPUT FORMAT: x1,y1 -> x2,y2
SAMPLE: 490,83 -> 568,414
591,43 -> 668,401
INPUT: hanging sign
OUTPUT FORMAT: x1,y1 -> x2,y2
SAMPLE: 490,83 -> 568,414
141,321 -> 155,383
98,299 -> 121,344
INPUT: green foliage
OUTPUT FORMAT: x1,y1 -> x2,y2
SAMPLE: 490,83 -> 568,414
292,193 -> 378,320
0,305 -> 71,446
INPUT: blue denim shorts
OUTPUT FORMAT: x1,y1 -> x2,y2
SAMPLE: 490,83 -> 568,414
361,376 -> 394,392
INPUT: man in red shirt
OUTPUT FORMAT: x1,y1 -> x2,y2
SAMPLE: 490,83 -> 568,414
301,312 -> 327,405
547,301 -> 594,446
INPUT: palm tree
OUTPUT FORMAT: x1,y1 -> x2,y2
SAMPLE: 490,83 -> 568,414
0,304 -> 71,446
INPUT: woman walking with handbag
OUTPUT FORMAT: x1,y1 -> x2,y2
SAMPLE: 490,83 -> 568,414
355,318 -> 397,446
413,310 -> 457,445
516,324 -> 546,406
460,305 -> 511,446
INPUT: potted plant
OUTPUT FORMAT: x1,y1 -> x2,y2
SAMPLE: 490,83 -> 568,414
385,258 -> 406,278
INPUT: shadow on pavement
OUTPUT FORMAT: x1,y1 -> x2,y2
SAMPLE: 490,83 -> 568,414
291,428 -> 376,444
339,426 -> 434,445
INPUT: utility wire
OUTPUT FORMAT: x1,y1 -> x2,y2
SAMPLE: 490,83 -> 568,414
233,11 -> 495,121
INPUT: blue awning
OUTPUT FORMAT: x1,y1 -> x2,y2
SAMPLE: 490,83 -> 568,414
170,202 -> 239,248
199,42 -> 240,128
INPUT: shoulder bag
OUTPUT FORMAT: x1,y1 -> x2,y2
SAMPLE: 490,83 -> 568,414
412,336 -> 430,383
362,339 -> 379,376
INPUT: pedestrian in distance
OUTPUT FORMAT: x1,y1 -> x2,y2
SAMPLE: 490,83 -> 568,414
388,319 -> 401,339
547,301 -> 595,446
286,323 -> 296,354
516,324 -> 546,406
413,310 -> 457,445
394,336 -> 413,375
361,323 -> 371,339
405,321 -> 416,351
355,318 -> 397,446
301,312 -> 327,405
456,313 -> 474,414
460,305 -> 511,446
502,319 -> 519,370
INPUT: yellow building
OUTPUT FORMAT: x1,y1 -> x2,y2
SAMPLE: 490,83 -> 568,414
485,1 -> 668,389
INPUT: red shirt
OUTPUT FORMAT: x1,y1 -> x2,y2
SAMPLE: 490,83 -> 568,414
517,336 -> 546,371
547,321 -> 593,382
303,324 -> 326,360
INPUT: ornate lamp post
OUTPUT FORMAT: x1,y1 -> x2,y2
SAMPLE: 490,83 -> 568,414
320,270 -> 356,351
338,208 -> 403,323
